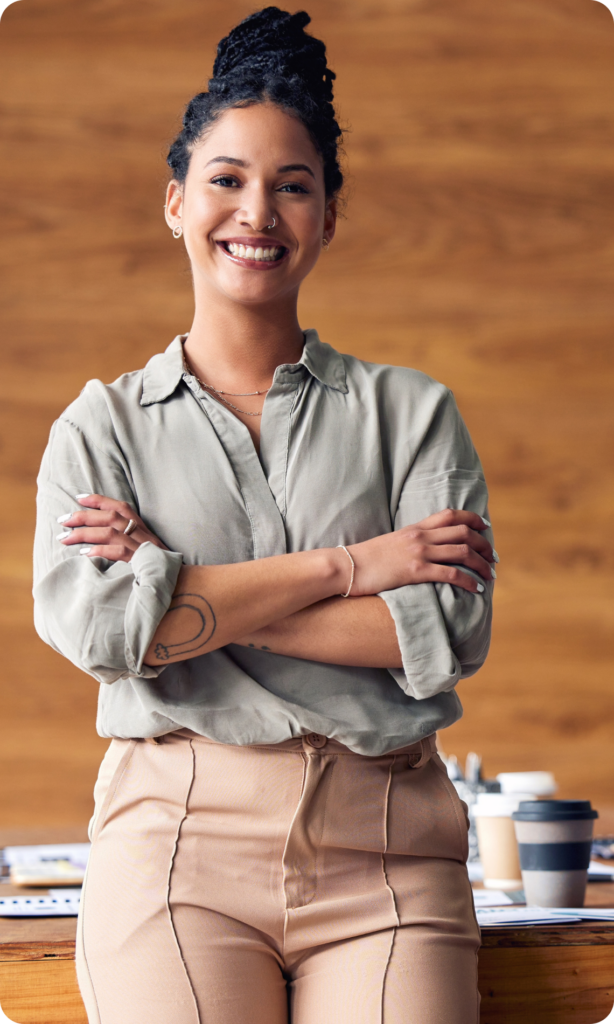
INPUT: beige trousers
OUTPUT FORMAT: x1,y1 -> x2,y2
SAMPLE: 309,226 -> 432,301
76,730 -> 480,1024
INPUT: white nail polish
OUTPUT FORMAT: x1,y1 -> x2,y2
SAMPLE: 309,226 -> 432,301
490,567 -> 497,579
57,513 -> 72,524
481,517 -> 491,527
79,547 -> 92,555
476,583 -> 485,593
492,550 -> 500,563
75,493 -> 91,500
56,531 -> 71,541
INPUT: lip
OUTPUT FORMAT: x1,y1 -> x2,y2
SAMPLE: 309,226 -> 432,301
216,239 -> 289,271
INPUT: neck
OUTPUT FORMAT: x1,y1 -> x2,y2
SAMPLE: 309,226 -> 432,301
183,285 -> 305,390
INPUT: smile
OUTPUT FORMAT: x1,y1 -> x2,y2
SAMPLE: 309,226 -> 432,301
222,242 -> 285,262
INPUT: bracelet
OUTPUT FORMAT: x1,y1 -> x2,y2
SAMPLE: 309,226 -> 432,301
336,545 -> 355,598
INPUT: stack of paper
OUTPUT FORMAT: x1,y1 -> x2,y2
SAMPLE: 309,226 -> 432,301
4,843 -> 89,887
477,906 -> 614,927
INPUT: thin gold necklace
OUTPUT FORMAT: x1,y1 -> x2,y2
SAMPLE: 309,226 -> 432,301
183,353 -> 272,417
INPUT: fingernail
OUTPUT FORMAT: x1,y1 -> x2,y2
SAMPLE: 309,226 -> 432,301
492,550 -> 500,563
490,566 -> 497,579
56,531 -> 71,541
75,493 -> 91,500
481,517 -> 491,527
79,547 -> 92,555
57,513 -> 72,524
476,583 -> 485,593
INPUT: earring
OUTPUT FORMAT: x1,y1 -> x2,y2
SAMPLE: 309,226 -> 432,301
172,225 -> 183,239
322,237 -> 330,251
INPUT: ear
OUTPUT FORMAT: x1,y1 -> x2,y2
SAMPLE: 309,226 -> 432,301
165,180 -> 184,230
323,199 -> 337,245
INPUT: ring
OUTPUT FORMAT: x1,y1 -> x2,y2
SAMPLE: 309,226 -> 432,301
123,519 -> 138,536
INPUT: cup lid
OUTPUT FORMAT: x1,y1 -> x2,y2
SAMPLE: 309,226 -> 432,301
496,771 -> 557,796
512,799 -> 598,821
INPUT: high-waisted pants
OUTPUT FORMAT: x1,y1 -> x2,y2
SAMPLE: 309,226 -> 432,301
76,729 -> 481,1024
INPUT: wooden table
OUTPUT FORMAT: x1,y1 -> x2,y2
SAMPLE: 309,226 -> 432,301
2,884 -> 614,1023
479,882 -> 614,1024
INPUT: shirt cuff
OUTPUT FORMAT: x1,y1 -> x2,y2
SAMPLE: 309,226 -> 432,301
124,542 -> 184,678
379,583 -> 461,700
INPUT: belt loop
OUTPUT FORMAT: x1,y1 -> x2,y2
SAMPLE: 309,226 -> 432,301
412,734 -> 436,769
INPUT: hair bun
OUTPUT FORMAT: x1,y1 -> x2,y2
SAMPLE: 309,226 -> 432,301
167,6 -> 344,199
211,7 -> 335,103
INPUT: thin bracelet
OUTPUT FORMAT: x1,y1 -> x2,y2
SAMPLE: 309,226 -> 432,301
336,545 -> 355,598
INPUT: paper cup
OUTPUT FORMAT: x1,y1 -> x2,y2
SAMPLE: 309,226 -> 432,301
512,800 -> 598,907
474,793 -> 537,890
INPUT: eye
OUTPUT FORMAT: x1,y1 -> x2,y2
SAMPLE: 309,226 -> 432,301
210,175 -> 241,188
277,182 -> 310,194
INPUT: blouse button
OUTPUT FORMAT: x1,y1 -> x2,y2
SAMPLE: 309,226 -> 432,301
306,733 -> 327,748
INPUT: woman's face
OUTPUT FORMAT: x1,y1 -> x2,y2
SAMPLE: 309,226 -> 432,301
165,102 -> 337,307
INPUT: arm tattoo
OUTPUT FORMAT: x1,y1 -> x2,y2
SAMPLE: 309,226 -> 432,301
154,592 -> 217,661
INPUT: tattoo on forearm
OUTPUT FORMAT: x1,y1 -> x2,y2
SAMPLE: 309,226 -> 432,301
154,592 -> 217,661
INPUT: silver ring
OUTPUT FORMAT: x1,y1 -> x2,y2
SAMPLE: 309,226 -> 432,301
266,217 -> 276,229
123,519 -> 138,536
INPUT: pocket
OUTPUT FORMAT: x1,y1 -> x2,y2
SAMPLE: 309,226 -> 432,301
386,755 -> 469,862
88,739 -> 136,843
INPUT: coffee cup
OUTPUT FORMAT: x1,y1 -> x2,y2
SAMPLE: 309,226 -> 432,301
474,793 -> 537,890
497,771 -> 557,798
512,800 -> 598,907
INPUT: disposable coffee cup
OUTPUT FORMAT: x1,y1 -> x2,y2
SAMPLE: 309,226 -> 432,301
497,771 -> 557,798
474,793 -> 537,890
512,800 -> 598,907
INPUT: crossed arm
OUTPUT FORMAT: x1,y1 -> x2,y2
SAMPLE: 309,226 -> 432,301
56,496 -> 495,670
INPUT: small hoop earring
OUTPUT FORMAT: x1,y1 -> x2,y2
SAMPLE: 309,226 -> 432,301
322,237 -> 330,251
172,225 -> 183,239
266,217 -> 276,229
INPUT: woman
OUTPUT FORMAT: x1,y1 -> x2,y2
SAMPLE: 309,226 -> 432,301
34,8 -> 495,1023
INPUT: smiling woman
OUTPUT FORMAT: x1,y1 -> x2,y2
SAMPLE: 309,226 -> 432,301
33,7 -> 494,1024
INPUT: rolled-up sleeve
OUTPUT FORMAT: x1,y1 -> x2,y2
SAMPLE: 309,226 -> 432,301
33,416 -> 183,684
379,389 -> 493,700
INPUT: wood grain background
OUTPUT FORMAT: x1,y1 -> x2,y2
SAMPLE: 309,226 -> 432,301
0,0 -> 613,829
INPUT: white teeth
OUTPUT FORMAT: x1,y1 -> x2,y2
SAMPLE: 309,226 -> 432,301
224,243 -> 282,261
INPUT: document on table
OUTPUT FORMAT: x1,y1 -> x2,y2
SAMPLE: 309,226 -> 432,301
473,890 -> 515,907
0,893 -> 81,917
2,843 -> 90,886
477,906 -> 614,927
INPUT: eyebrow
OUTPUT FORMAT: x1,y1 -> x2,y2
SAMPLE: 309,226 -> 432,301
205,156 -> 316,179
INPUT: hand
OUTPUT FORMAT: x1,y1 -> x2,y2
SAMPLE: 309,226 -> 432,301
55,494 -> 168,563
347,509 -> 496,597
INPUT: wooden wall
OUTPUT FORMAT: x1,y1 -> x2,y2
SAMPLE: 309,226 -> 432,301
1,0 -> 613,829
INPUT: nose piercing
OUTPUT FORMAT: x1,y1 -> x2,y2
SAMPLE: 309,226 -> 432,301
266,217 -> 276,229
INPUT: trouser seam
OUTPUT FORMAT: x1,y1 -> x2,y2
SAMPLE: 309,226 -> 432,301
77,860 -> 102,1024
79,740 -> 138,1023
380,926 -> 397,1024
166,737 -> 201,1023
381,755 -> 401,927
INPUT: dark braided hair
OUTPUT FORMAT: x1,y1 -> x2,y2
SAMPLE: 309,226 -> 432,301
167,7 -> 344,199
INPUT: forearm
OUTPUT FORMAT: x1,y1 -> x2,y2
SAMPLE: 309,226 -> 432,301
144,548 -> 349,667
235,595 -> 403,668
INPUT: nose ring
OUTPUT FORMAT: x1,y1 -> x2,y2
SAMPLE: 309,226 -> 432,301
266,217 -> 276,229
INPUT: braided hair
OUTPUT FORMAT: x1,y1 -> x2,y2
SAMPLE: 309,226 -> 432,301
167,7 -> 344,199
